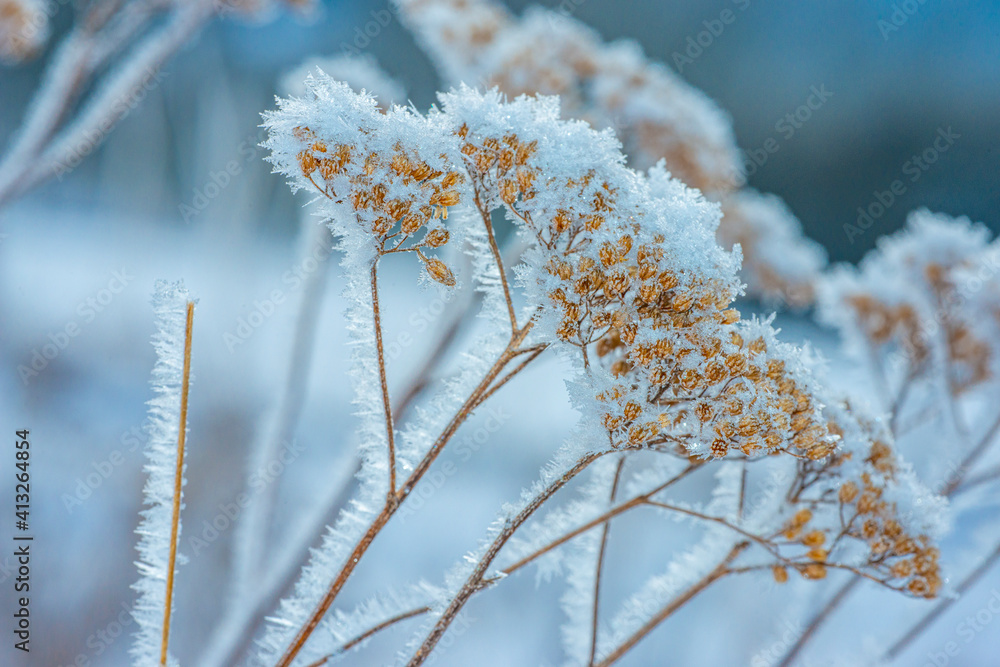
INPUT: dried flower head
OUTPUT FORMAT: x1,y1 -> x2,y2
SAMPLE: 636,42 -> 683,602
820,209 -> 999,396
263,75 -> 464,280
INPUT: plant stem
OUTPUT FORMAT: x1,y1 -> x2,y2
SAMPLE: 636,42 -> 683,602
161,300 -> 194,666
201,288 -> 471,667
475,191 -> 518,333
590,457 -> 626,666
406,450 -> 615,666
775,576 -> 861,667
501,463 -> 701,576
942,408 -> 1000,496
591,542 -> 748,667
371,261 -> 397,497
274,331 -> 538,667
308,464 -> 703,662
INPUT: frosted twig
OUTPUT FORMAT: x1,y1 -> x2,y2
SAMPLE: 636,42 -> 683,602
406,449 -> 619,666
589,457 -> 626,666
130,281 -> 197,667
0,0 -> 215,208
274,328 -> 540,667
160,300 -> 195,665
592,543 -> 749,667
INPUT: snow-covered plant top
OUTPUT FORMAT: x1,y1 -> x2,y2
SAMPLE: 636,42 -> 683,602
819,209 -> 999,397
254,74 -> 945,666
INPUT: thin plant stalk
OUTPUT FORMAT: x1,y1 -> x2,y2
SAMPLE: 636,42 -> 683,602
591,543 -> 749,667
406,450 -> 618,666
590,457 -> 626,666
274,323 -> 540,667
160,300 -> 195,665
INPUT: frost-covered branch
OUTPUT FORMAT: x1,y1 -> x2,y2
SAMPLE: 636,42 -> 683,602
0,0 -> 310,209
248,73 -> 947,666
130,281 -> 196,667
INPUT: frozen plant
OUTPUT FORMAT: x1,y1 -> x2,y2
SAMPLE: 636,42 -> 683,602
217,74 -> 947,667
774,210 -> 1000,665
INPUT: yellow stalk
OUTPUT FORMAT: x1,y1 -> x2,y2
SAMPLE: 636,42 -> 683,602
160,301 -> 195,666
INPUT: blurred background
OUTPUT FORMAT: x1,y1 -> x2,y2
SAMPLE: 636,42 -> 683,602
1,0 -> 997,259
0,1 -> 998,665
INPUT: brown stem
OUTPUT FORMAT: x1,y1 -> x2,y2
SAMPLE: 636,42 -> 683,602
775,576 -> 861,667
274,507 -> 394,667
590,457 -> 626,666
312,464 -> 702,661
738,459 -> 748,520
274,331 -> 536,667
942,408 -> 1000,496
303,606 -> 434,667
642,500 -> 775,553
395,326 -> 532,501
476,193 -> 518,332
406,451 -> 615,666
472,344 -> 547,410
502,463 -> 701,576
161,301 -> 194,665
203,279 -> 479,667
592,543 -> 749,667
371,261 -> 397,497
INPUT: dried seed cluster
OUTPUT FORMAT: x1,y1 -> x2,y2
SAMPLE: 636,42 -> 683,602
820,210 -> 999,396
264,79 -> 465,285
772,411 -> 944,597
438,91 -> 834,459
